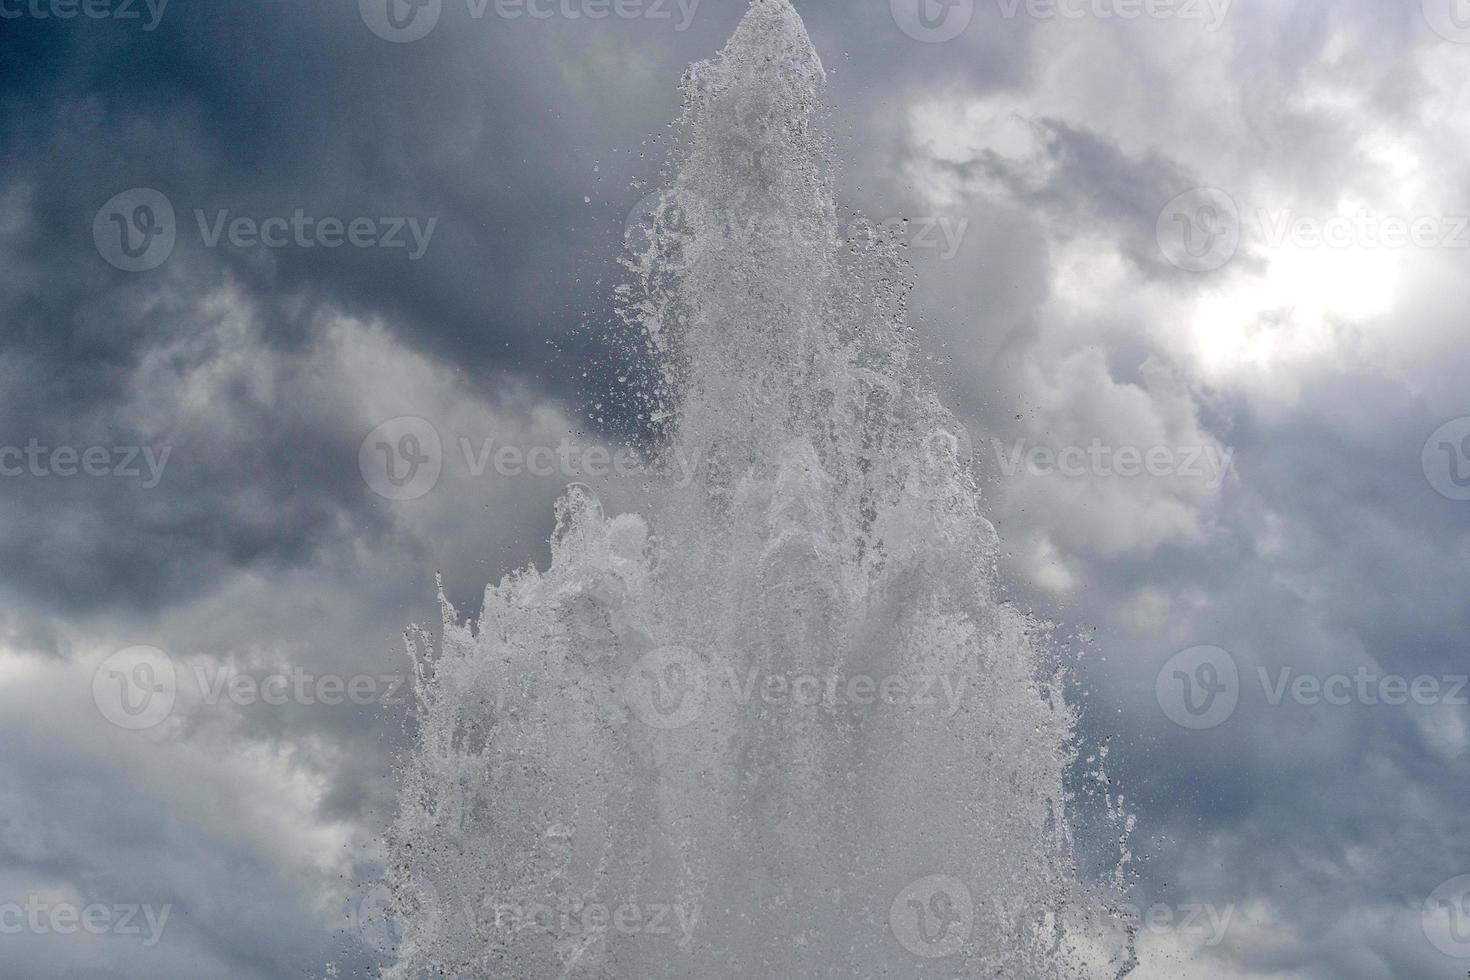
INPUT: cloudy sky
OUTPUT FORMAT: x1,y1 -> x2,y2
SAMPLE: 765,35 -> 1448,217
2,0 -> 1469,976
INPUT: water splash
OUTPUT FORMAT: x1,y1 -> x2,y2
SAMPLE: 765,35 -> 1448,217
382,2 -> 1131,976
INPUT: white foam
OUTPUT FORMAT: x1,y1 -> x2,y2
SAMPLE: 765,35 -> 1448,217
382,2 -> 1130,976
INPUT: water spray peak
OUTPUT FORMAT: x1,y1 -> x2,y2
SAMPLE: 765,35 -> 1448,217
381,3 -> 1131,976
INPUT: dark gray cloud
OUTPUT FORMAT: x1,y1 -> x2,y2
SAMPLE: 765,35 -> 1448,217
1,0 -> 1468,977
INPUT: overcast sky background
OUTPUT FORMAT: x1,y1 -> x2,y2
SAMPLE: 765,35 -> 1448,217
2,0 -> 1469,977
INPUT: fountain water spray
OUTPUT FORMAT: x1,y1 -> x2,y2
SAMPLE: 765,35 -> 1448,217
381,2 -> 1133,975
